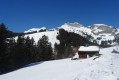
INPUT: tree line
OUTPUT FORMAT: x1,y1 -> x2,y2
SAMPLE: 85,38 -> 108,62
0,23 -> 53,74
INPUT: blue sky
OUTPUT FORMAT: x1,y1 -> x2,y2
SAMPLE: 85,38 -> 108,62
0,0 -> 119,32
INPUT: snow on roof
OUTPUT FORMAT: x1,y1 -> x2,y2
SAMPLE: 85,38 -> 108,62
78,46 -> 100,52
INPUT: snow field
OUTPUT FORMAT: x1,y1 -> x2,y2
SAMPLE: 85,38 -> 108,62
0,47 -> 119,80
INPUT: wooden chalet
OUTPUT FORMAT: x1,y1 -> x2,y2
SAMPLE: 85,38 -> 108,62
78,46 -> 100,58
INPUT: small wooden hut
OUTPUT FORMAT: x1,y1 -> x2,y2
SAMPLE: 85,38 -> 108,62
78,46 -> 100,58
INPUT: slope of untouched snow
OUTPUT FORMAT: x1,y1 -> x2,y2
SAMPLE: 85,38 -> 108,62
24,30 -> 59,47
0,46 -> 119,80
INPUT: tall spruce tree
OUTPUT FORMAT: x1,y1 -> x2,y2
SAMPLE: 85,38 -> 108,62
37,35 -> 53,61
25,36 -> 37,62
0,23 -> 12,73
0,23 -> 8,54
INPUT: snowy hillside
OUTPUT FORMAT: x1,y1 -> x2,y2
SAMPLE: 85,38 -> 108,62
60,22 -> 93,36
15,22 -> 118,47
60,23 -> 116,45
0,46 -> 119,80
22,30 -> 59,47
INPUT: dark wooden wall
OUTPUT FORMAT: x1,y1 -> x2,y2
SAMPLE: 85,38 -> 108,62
78,51 -> 99,58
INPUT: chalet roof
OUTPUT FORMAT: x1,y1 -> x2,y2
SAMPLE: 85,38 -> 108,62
78,46 -> 100,52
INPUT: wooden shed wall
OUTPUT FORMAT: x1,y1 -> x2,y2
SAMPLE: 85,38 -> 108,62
78,51 -> 99,58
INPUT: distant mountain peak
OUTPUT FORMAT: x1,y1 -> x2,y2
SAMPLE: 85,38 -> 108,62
64,22 -> 84,27
24,27 -> 46,33
93,24 -> 107,26
91,24 -> 113,29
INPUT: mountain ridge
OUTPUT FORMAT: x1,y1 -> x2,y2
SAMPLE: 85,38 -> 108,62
15,22 -> 119,48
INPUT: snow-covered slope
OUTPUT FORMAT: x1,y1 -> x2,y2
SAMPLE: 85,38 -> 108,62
24,30 -> 59,47
0,46 -> 119,80
60,23 -> 93,36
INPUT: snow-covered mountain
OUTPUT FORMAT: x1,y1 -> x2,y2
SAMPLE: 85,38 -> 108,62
19,22 -> 119,47
24,27 -> 46,33
0,46 -> 119,80
60,22 -> 92,36
59,23 -> 117,45
89,24 -> 117,44
90,24 -> 116,35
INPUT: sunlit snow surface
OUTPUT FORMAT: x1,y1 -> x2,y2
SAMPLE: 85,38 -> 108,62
0,46 -> 119,80
15,30 -> 59,48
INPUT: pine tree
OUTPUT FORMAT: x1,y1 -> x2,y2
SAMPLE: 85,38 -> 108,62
37,35 -> 53,61
0,23 -> 12,73
11,36 -> 33,67
0,23 -> 8,54
25,36 -> 37,62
